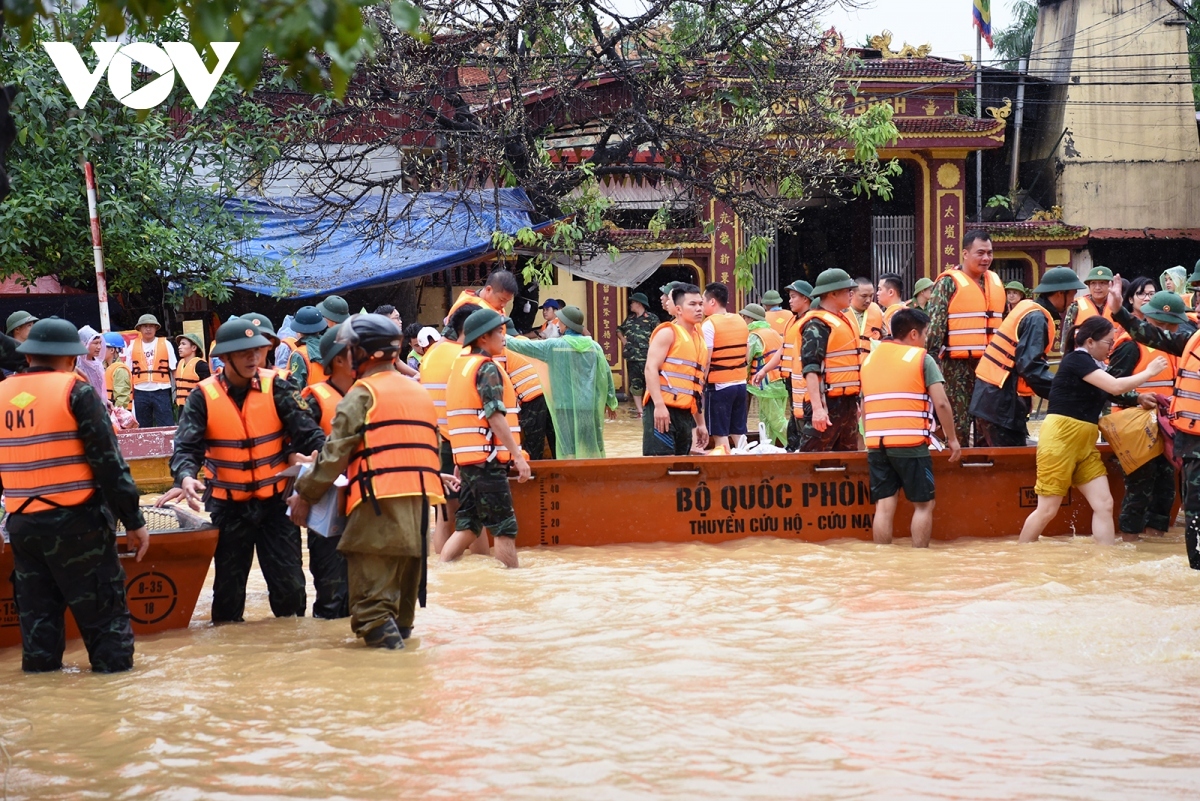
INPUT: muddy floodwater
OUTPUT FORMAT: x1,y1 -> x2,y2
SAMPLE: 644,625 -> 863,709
2,413 -> 1200,798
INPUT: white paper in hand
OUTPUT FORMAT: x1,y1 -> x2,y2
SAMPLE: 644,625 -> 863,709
293,464 -> 348,538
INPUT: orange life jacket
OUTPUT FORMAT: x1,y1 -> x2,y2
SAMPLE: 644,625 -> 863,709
765,309 -> 791,337
882,303 -> 905,334
497,347 -> 544,403
1172,330 -> 1200,432
1110,332 -> 1175,414
446,290 -> 500,322
854,302 -> 886,351
301,380 -> 345,436
1070,296 -> 1122,357
645,322 -> 707,411
105,360 -> 132,409
419,339 -> 465,440
280,336 -> 298,355
974,299 -> 1055,397
175,356 -> 204,405
749,327 -> 783,387
345,369 -> 444,513
706,312 -> 750,384
781,314 -> 803,378
797,308 -> 862,398
200,369 -> 289,501
293,338 -> 329,386
940,269 -> 1006,359
446,352 -> 521,466
861,342 -> 933,448
130,337 -> 172,383
0,371 -> 98,514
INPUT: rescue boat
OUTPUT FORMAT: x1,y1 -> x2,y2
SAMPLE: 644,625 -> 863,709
118,426 -> 176,492
510,447 -> 1157,547
0,505 -> 218,649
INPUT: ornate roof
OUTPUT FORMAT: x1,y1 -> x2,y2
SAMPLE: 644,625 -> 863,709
894,117 -> 1005,136
979,221 -> 1090,245
845,58 -> 974,82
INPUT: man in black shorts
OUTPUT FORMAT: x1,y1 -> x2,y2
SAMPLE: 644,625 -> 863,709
860,308 -> 962,547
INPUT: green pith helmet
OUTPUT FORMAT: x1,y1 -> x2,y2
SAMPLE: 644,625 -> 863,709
317,295 -> 350,323
1004,280 -> 1027,293
16,317 -> 87,356
176,333 -> 205,356
629,292 -> 650,307
462,308 -> 509,345
912,277 -> 934,295
1032,267 -> 1087,295
5,310 -> 37,334
291,305 -> 326,334
760,290 -> 784,307
1084,265 -> 1114,283
316,323 -> 346,366
210,318 -> 273,357
557,305 -> 587,333
1142,291 -> 1188,324
739,303 -> 766,321
810,268 -> 857,297
135,313 -> 160,330
786,280 -> 814,300
660,281 -> 681,297
1188,259 -> 1200,287
241,312 -> 277,340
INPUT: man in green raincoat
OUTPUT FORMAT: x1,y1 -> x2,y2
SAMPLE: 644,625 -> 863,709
740,303 -> 788,447
504,305 -> 619,458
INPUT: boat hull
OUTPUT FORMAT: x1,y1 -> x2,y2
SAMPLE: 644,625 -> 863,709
511,447 -> 1154,547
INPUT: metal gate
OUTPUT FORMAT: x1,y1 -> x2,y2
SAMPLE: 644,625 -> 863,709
871,215 -> 915,294
741,218 -> 778,302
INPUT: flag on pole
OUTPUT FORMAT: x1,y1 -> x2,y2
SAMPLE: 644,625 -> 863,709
973,0 -> 993,48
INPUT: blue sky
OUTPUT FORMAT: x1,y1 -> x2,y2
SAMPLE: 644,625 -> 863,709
822,0 -> 1018,62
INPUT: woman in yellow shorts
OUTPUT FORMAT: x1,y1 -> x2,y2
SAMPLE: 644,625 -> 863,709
1019,316 -> 1168,545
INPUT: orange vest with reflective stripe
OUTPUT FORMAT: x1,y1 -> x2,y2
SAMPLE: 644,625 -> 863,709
781,314 -> 803,377
975,299 -> 1054,397
446,352 -> 521,465
1173,330 -> 1200,432
345,369 -> 444,513
294,339 -> 329,386
105,360 -> 132,409
500,347 -> 544,402
0,371 -> 98,514
941,269 -> 1006,359
706,312 -> 749,384
854,302 -> 885,351
1072,296 -> 1122,357
750,328 -> 783,387
798,308 -> 862,397
175,357 -> 204,405
765,309 -> 791,337
301,381 -> 344,436
419,339 -> 465,440
447,290 -> 499,322
645,322 -> 707,411
200,369 -> 288,501
1110,332 -> 1175,414
130,337 -> 171,383
861,342 -> 933,448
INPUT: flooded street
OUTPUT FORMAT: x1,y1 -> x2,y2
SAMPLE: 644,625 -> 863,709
2,413 -> 1200,798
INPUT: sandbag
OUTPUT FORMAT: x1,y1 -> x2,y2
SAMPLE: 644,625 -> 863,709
1099,407 -> 1164,474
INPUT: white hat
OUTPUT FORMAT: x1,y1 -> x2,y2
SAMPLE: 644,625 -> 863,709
416,326 -> 441,348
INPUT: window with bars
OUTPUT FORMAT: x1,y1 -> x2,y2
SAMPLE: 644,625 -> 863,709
871,215 -> 916,294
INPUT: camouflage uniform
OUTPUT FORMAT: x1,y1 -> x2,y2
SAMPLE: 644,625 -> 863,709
797,317 -> 860,452
3,373 -> 145,672
1107,338 -> 1177,533
618,312 -> 659,394
455,355 -> 518,539
287,334 -> 323,386
171,371 -> 326,622
924,274 -> 979,445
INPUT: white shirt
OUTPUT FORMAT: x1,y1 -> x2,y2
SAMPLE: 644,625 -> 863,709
701,317 -> 747,390
126,336 -> 177,391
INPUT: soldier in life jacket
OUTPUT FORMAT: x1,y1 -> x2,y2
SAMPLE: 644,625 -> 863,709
1108,291 -> 1186,540
125,313 -> 176,428
644,283 -> 709,456
751,279 -> 812,451
860,308 -> 962,547
173,333 -> 210,407
159,318 -> 326,624
1061,266 -> 1117,354
1004,281 -> 1028,316
797,268 -> 863,453
741,303 -> 788,447
290,314 -> 451,649
444,269 -> 518,329
441,308 -> 532,568
969,267 -> 1086,447
0,318 -> 149,673
761,290 -> 790,336
700,282 -> 750,451
287,306 -> 330,387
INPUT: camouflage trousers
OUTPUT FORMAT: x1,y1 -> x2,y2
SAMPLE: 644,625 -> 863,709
798,395 -> 860,453
519,394 -> 554,460
209,497 -> 306,623
8,508 -> 134,673
940,357 -> 980,446
307,532 -> 349,620
456,462 -> 518,538
1183,457 -> 1200,570
1119,454 -> 1176,534
345,553 -> 421,638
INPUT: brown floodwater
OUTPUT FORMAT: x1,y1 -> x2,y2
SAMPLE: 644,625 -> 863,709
2,410 -> 1199,799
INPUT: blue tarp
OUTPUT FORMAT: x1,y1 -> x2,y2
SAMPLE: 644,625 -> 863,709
227,188 -> 538,298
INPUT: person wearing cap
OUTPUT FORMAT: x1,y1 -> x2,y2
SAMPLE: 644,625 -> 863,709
316,295 -> 350,328
797,269 -> 863,452
539,298 -> 563,339
741,303 -> 787,447
751,280 -> 812,451
0,317 -> 150,673
1107,290 -> 1185,541
238,312 -> 282,370
659,281 -> 681,318
907,277 -> 934,310
1186,259 -> 1200,312
700,282 -> 750,452
1004,281 -> 1028,316
287,306 -> 330,387
405,325 -> 441,371
158,318 -> 326,624
103,332 -> 133,411
125,313 -> 176,428
877,273 -> 906,335
445,269 -> 519,325
1018,314 -> 1164,546
969,267 -> 1086,447
6,310 -> 37,343
441,308 -> 531,568
617,292 -> 659,417
925,230 -> 1006,445
496,320 -> 553,461
761,290 -> 790,335
644,283 -> 708,455
0,312 -> 35,376
173,333 -> 210,407
1060,266 -> 1117,354
504,304 -> 619,459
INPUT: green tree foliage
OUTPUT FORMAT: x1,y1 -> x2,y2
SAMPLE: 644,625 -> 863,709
0,6 -> 314,301
993,0 -> 1037,70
